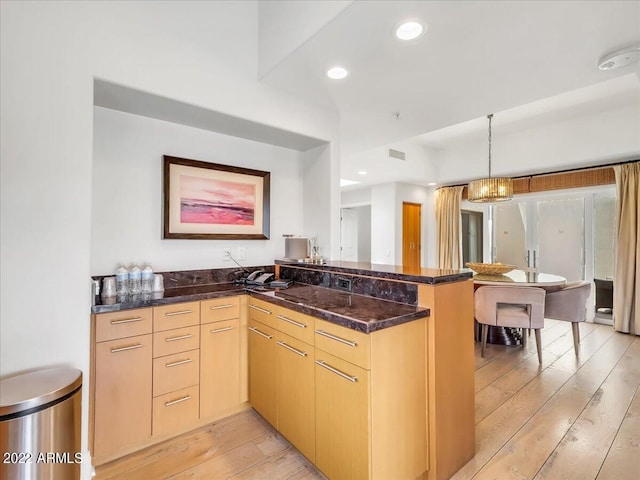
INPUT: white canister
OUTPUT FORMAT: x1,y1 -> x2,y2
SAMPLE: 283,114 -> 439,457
152,274 -> 164,292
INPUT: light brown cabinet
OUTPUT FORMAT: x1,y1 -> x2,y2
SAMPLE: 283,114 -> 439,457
246,304 -> 427,479
313,316 -> 427,480
247,318 -> 277,427
315,349 -> 370,479
153,349 -> 200,397
151,302 -> 200,437
92,296 -> 245,465
92,309 -> 153,462
276,331 -> 315,462
200,297 -> 241,419
248,302 -> 317,461
153,302 -> 200,332
152,384 -> 200,437
91,288 -> 440,478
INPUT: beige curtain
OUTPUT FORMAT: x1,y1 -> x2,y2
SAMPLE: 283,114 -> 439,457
435,186 -> 464,269
613,162 -> 640,335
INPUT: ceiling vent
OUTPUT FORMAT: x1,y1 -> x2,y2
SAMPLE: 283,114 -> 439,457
389,148 -> 406,160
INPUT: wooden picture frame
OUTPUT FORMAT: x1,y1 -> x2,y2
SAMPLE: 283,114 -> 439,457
163,155 -> 270,239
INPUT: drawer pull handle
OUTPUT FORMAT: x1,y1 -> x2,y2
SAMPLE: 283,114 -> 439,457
210,304 -> 233,310
165,334 -> 193,342
111,343 -> 143,353
249,304 -> 272,315
315,329 -> 357,347
248,326 -> 272,340
165,358 -> 192,368
277,341 -> 307,357
210,326 -> 234,334
165,395 -> 191,407
110,316 -> 143,325
315,360 -> 357,383
277,315 -> 307,329
165,310 -> 193,317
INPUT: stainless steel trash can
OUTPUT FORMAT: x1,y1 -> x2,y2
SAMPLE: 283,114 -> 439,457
1,368 -> 82,480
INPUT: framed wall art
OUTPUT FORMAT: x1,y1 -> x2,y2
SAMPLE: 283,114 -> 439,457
163,155 -> 270,239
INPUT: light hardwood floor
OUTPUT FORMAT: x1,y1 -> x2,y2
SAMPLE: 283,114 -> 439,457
95,320 -> 639,480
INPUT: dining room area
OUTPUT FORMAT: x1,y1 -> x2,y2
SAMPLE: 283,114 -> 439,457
435,160 -> 639,479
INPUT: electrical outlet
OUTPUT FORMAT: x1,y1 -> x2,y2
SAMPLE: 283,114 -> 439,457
222,247 -> 231,261
236,247 -> 246,260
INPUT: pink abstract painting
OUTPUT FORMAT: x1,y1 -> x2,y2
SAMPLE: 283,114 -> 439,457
179,175 -> 255,225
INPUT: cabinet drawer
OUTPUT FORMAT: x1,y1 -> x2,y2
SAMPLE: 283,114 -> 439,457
153,349 -> 200,397
95,308 -> 152,343
153,325 -> 200,358
314,319 -> 370,370
275,307 -> 315,344
152,385 -> 199,437
247,297 -> 276,328
201,296 -> 240,324
153,302 -> 200,332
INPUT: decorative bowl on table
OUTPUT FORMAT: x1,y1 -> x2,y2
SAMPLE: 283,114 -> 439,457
465,262 -> 516,275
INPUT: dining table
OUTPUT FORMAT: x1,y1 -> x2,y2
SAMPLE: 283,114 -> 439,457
472,269 -> 567,345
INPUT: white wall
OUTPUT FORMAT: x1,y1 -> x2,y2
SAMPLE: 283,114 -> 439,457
301,142 -> 341,260
92,107 -> 304,274
356,206 -> 372,262
370,183 -> 396,264
341,186 -> 371,207
1,3 -> 339,478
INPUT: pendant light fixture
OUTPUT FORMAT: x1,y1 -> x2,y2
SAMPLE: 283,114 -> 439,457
468,114 -> 513,203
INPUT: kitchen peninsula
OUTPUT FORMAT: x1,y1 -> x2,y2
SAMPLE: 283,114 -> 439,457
89,262 -> 474,480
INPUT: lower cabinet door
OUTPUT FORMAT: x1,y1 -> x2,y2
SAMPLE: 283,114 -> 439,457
93,334 -> 152,459
248,319 -> 277,426
315,350 -> 371,480
200,318 -> 240,419
276,332 -> 315,462
153,385 -> 199,437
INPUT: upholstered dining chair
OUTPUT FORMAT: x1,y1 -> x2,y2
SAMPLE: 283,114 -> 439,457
474,286 -> 547,363
544,281 -> 591,356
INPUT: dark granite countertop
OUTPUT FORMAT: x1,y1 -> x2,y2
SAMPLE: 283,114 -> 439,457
249,284 -> 429,333
91,282 -> 246,314
92,282 -> 429,334
275,260 -> 472,284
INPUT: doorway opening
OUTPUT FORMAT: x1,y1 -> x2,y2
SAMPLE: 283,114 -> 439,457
461,210 -> 483,265
340,206 -> 371,262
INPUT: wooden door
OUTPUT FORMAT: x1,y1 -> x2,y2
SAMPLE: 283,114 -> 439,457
403,202 -> 421,269
93,334 -> 152,459
315,350 -> 370,480
200,318 -> 240,419
248,319 -> 277,426
276,332 -> 315,462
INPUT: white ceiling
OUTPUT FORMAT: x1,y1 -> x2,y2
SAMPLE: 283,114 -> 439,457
260,0 -> 640,184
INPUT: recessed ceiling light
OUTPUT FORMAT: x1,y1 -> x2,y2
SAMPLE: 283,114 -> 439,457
340,178 -> 360,187
358,170 -> 368,175
395,21 -> 426,41
327,66 -> 349,80
427,182 -> 437,187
